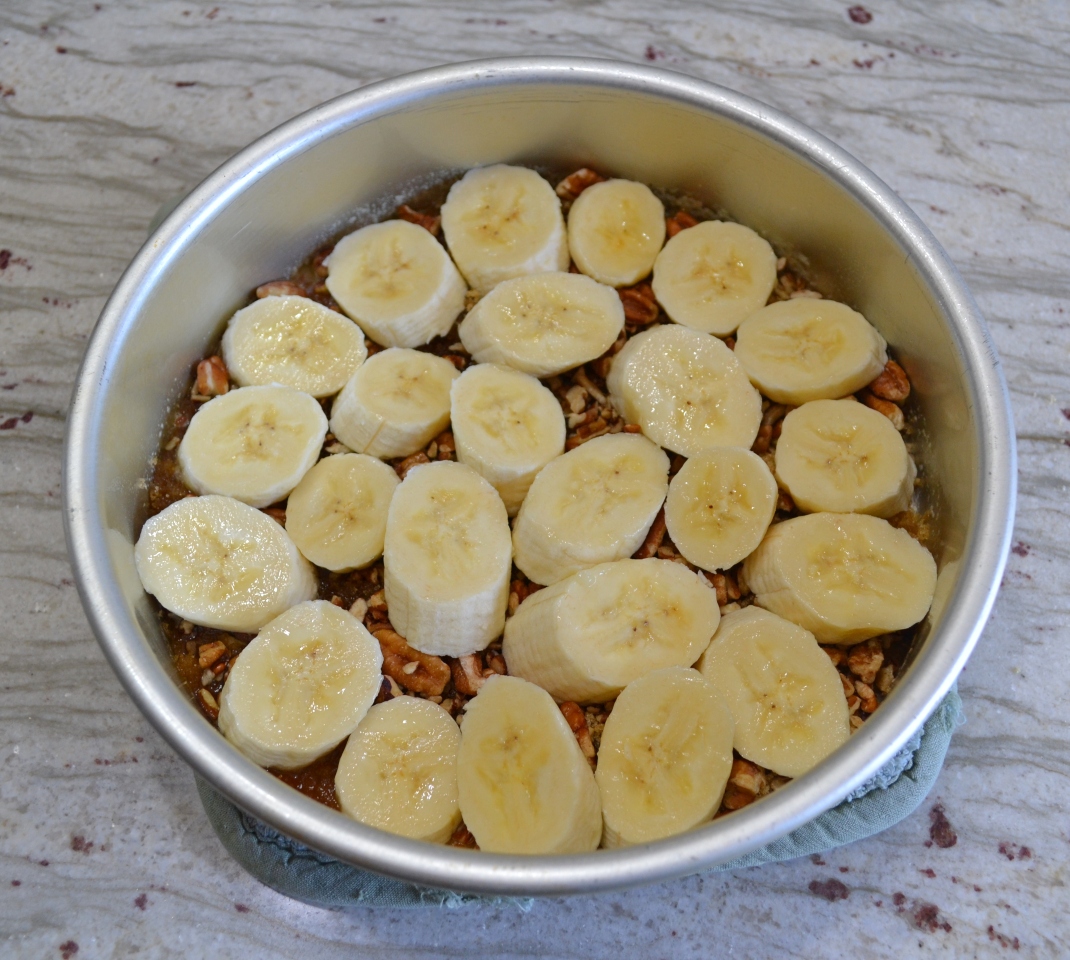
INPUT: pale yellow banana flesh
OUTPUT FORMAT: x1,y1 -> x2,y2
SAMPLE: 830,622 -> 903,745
178,384 -> 328,508
596,667 -> 734,847
456,675 -> 602,854
335,696 -> 461,843
697,606 -> 849,778
503,558 -> 721,704
774,398 -> 915,517
743,512 -> 938,644
221,295 -> 368,397
665,446 -> 778,572
652,221 -> 777,336
284,453 -> 400,572
217,600 -> 384,770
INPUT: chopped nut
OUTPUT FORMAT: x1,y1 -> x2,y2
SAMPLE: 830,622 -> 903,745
180,620 -> 194,635
858,389 -> 905,430
196,356 -> 229,397
443,353 -> 467,371
396,203 -> 441,237
776,256 -> 788,271
619,283 -> 660,326
372,626 -> 451,696
776,491 -> 795,513
426,441 -> 438,459
876,663 -> 896,695
632,508 -> 666,559
261,506 -> 286,526
559,701 -> 596,767
555,167 -> 605,201
486,652 -> 507,675
451,654 -> 486,696
463,289 -> 482,312
722,571 -> 740,601
622,423 -> 643,433
702,571 -> 730,606
508,591 -> 520,616
197,688 -> 219,720
822,646 -> 846,667
846,695 -> 861,716
164,435 -> 181,451
849,714 -> 866,731
847,638 -> 884,684
565,384 -> 588,413
665,210 -> 699,238
840,673 -> 856,698
656,544 -> 675,559
761,403 -> 790,427
855,681 -> 878,713
201,669 -> 214,686
719,601 -> 741,615
574,367 -> 606,403
386,675 -> 403,698
367,590 -> 387,610
256,279 -> 305,299
751,424 -> 773,454
734,565 -> 750,597
567,411 -> 586,429
722,757 -> 766,810
373,676 -> 393,704
440,698 -> 453,713
789,288 -> 823,299
888,510 -> 932,545
449,821 -> 479,849
349,598 -> 368,621
396,451 -> 431,479
434,431 -> 455,458
198,640 -> 228,669
868,359 -> 910,403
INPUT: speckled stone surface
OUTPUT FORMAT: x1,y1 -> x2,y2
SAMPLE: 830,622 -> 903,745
1,2 -> 1067,957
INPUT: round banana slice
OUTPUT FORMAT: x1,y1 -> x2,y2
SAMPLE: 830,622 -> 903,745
221,295 -> 368,397
456,675 -> 602,854
743,512 -> 938,644
285,453 -> 400,571
512,433 -> 670,586
664,447 -> 778,572
567,179 -> 666,287
178,385 -> 328,508
457,272 -> 625,378
606,324 -> 762,457
217,600 -> 384,770
503,559 -> 721,704
440,164 -> 569,293
450,363 -> 565,515
775,399 -> 916,517
329,348 -> 459,460
651,221 -> 777,336
335,696 -> 461,844
383,461 -> 511,657
596,667 -> 734,848
135,494 -> 317,632
696,606 -> 849,778
734,299 -> 888,405
324,219 -> 467,348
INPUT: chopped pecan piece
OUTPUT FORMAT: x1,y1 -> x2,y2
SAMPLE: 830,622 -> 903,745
261,506 -> 286,526
396,451 -> 431,479
197,688 -> 219,720
875,663 -> 896,695
622,423 -> 643,433
847,638 -> 884,685
565,384 -> 588,413
348,597 -> 368,621
196,356 -> 229,397
372,626 -> 450,696
665,210 -> 699,238
840,672 -> 856,698
722,757 -> 766,810
396,203 -> 441,237
701,571 -> 739,606
574,367 -> 606,403
761,403 -> 791,427
555,167 -> 605,201
442,354 -> 467,371
632,508 -> 667,559
619,283 -> 660,326
197,640 -> 228,670
855,681 -> 878,713
858,389 -> 905,430
451,654 -> 486,696
822,645 -> 846,667
256,279 -> 306,299
485,651 -> 507,676
434,430 -> 455,459
868,359 -> 910,403
776,490 -> 796,513
449,821 -> 479,849
559,701 -> 596,767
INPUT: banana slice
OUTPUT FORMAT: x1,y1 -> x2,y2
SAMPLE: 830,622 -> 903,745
775,399 -> 916,517
450,363 -> 565,515
440,165 -> 569,293
383,461 -> 511,657
567,179 -> 666,287
733,299 -> 888,405
178,385 -> 328,508
651,221 -> 777,336
329,348 -> 459,460
743,512 -> 938,644
696,606 -> 849,778
596,667 -> 734,847
456,675 -> 602,854
135,495 -> 317,632
221,295 -> 368,397
217,600 -> 383,770
606,324 -> 762,457
511,433 -> 669,586
457,272 -> 625,378
503,559 -> 720,704
664,447 -> 778,572
335,696 -> 461,844
324,220 -> 467,348
285,453 -> 400,571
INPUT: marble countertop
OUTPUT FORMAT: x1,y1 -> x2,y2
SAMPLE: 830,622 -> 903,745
1,1 -> 1067,956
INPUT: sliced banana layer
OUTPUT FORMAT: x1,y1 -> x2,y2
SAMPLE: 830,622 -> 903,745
178,385 -> 328,508
217,600 -> 384,770
665,447 -> 778,573
606,324 -> 762,457
743,512 -> 937,644
135,495 -> 317,632
221,295 -> 368,397
335,696 -> 461,844
512,433 -> 670,586
325,219 -> 467,348
285,453 -> 400,571
458,272 -> 625,378
567,179 -> 666,287
775,399 -> 916,517
596,667 -> 734,847
734,299 -> 888,405
329,348 -> 459,460
503,559 -> 721,704
384,461 -> 512,657
456,675 -> 602,854
696,606 -> 849,778
651,221 -> 777,336
440,165 -> 569,293
450,363 -> 565,515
